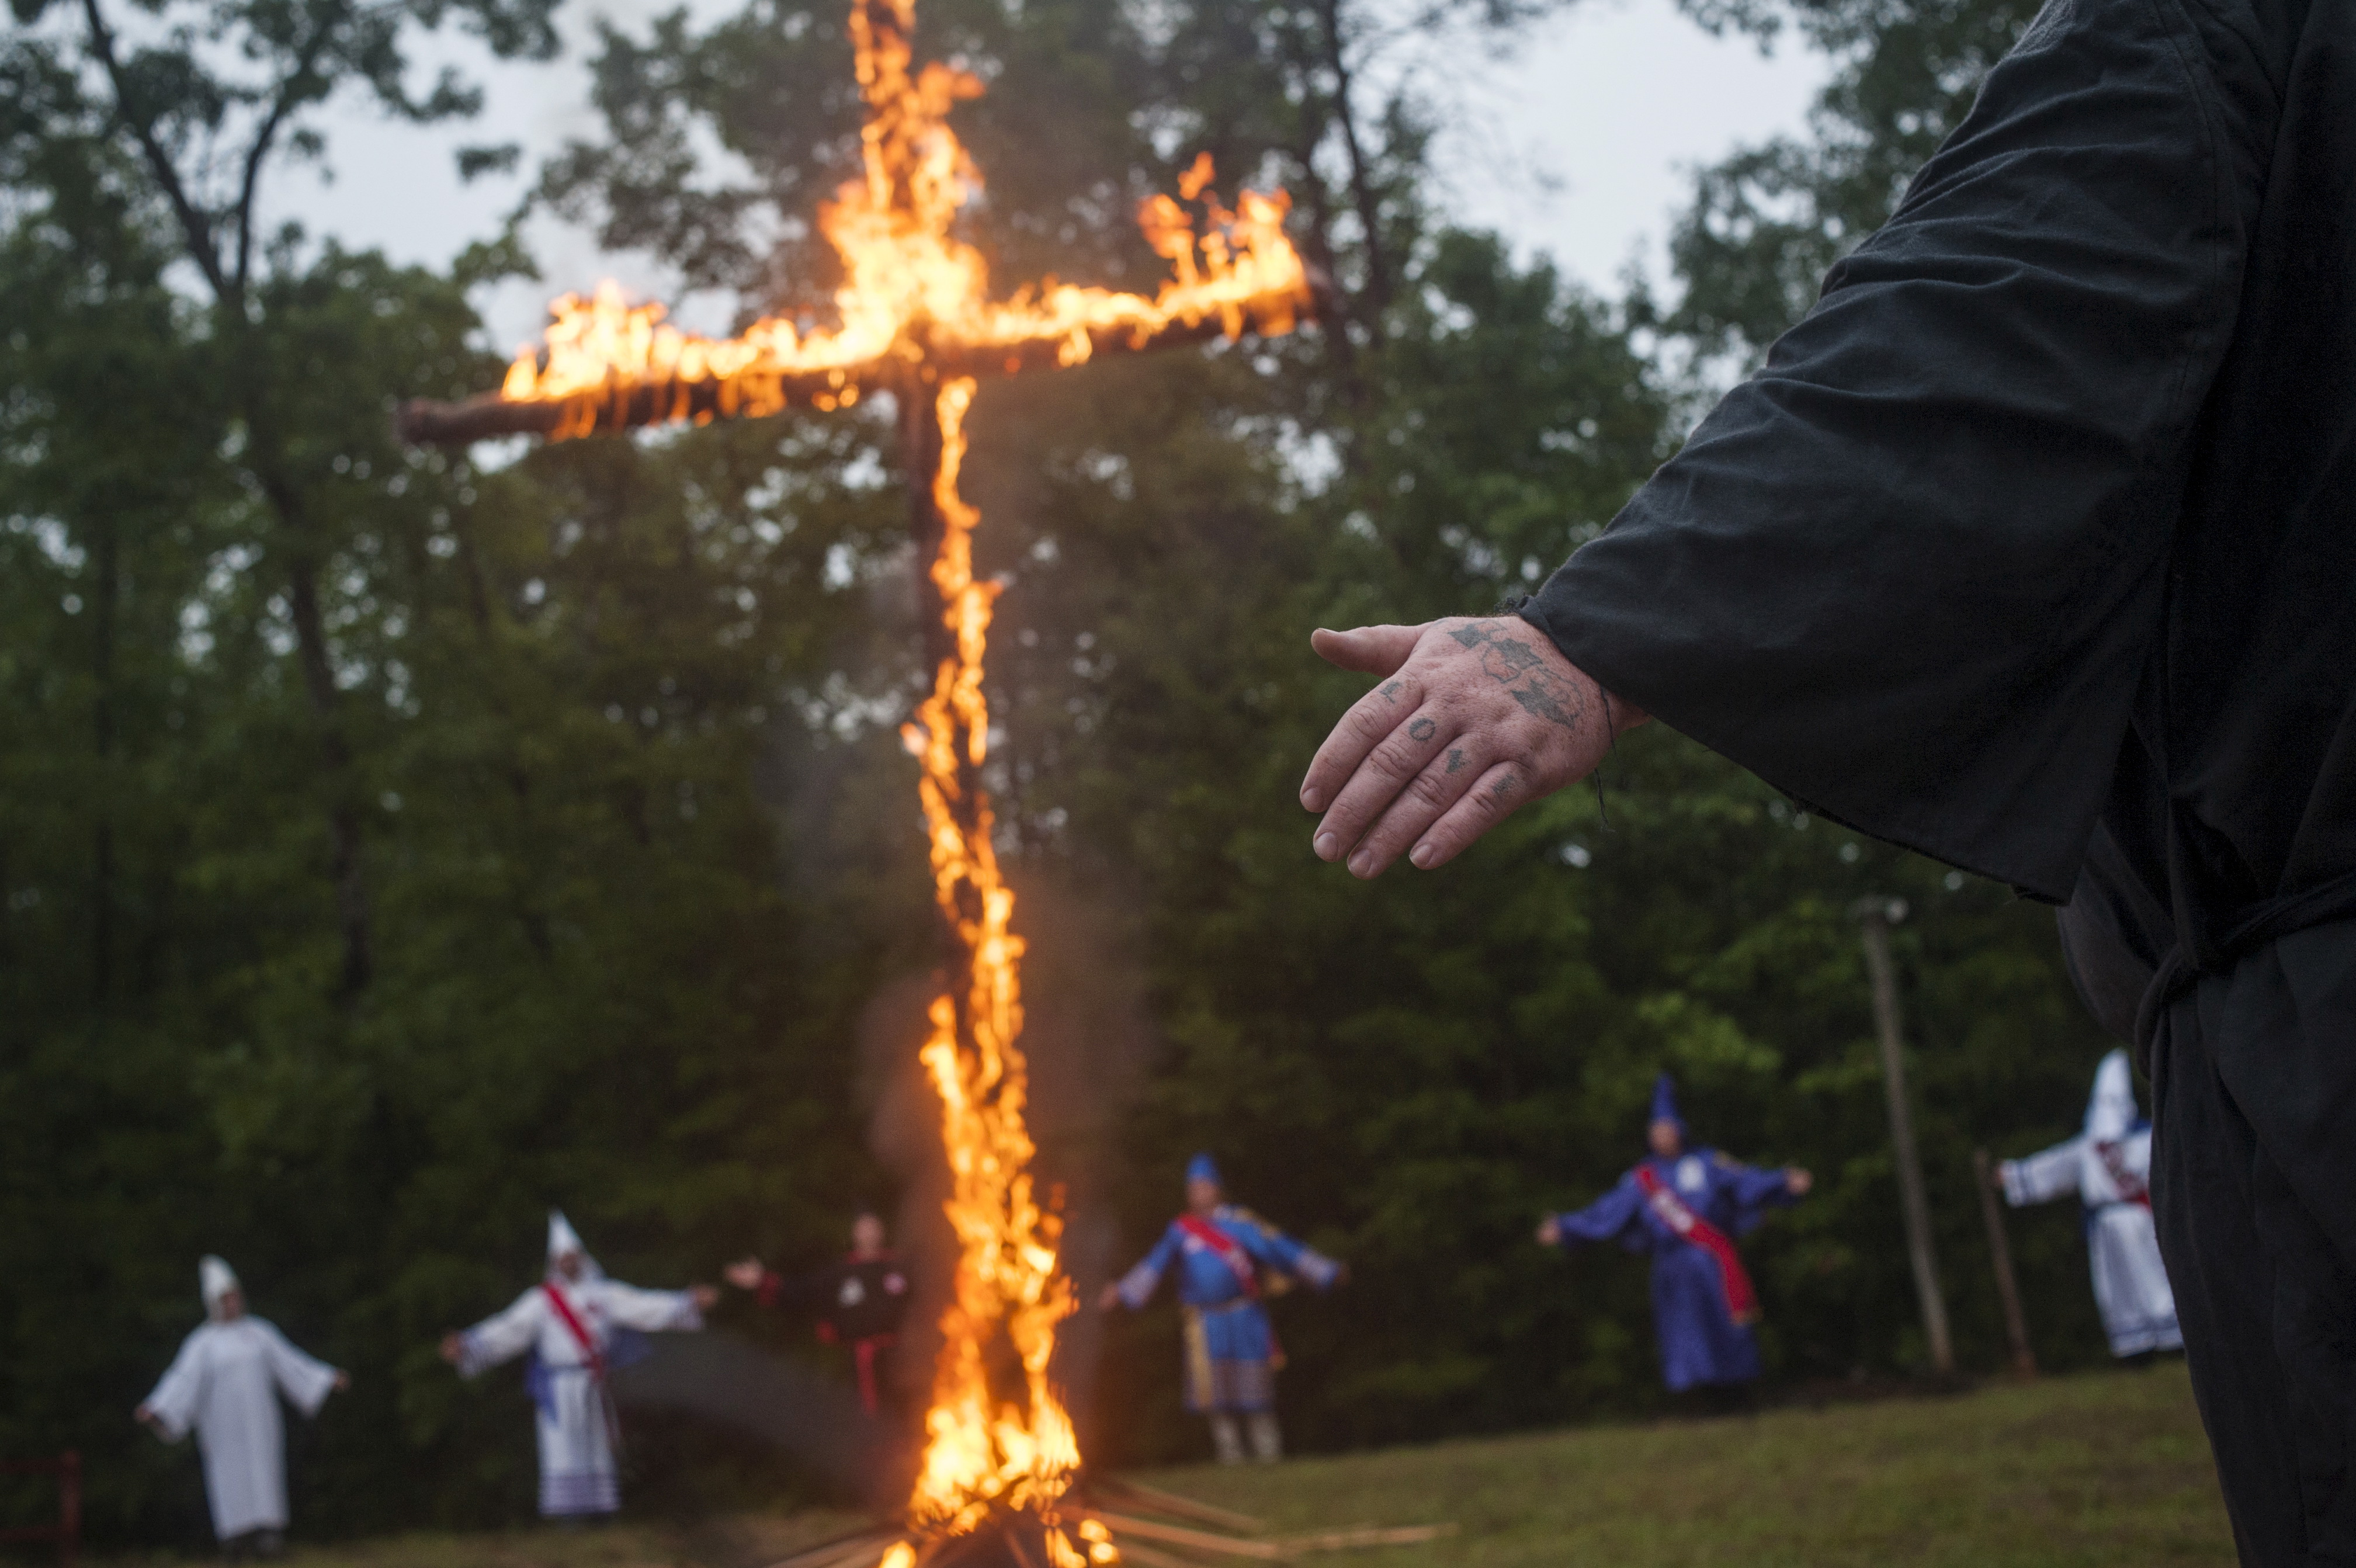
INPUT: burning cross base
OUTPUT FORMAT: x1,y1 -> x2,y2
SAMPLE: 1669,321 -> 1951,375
400,2 -> 1407,1563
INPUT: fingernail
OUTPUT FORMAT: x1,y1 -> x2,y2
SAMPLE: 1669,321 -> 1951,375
1315,833 -> 1336,859
1348,851 -> 1372,877
1410,844 -> 1434,869
1301,789 -> 1323,811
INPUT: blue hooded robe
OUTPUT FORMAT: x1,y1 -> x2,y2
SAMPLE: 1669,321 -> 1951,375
1548,1077 -> 1801,1390
1112,1156 -> 1341,1412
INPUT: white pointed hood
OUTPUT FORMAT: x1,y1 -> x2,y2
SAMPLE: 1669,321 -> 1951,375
2084,1049 -> 2141,1143
200,1255 -> 240,1320
545,1209 -> 603,1281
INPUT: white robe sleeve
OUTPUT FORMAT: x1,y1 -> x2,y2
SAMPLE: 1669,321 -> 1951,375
457,1289 -> 547,1378
254,1320 -> 339,1417
141,1328 -> 209,1441
589,1280 -> 705,1333
2001,1136 -> 2087,1206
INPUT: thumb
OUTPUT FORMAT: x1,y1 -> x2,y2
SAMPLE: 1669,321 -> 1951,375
1311,623 -> 1425,676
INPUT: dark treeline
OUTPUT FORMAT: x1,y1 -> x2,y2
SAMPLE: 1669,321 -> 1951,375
2,0 -> 2114,1546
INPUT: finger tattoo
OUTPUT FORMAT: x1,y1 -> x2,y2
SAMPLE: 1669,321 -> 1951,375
1446,748 -> 1466,774
1408,717 -> 1436,741
1381,680 -> 1404,703
1491,773 -> 1519,800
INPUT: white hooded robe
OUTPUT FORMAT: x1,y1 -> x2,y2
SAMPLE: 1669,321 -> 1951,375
453,1212 -> 704,1517
2001,1050 -> 2182,1357
140,1261 -> 340,1540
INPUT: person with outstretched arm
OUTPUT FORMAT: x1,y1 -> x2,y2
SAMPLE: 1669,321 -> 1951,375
439,1212 -> 717,1521
1098,1154 -> 1343,1465
136,1257 -> 348,1560
1539,1076 -> 1810,1409
726,1210 -> 914,1418
1299,0 -> 2356,1552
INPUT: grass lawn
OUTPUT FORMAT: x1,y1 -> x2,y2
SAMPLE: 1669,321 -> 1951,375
1168,1362 -> 2231,1567
100,1364 -> 2231,1567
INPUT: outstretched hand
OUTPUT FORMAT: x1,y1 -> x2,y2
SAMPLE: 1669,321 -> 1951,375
689,1285 -> 721,1312
1785,1167 -> 1814,1197
1301,619 -> 1642,877
1096,1282 -> 1123,1313
438,1332 -> 465,1366
1535,1216 -> 1562,1247
723,1257 -> 766,1292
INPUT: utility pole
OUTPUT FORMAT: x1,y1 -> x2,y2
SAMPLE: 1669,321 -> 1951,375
1852,896 -> 1954,1376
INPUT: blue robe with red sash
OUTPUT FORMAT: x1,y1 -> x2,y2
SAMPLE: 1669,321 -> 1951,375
1113,1206 -> 1340,1412
1550,1151 -> 1798,1391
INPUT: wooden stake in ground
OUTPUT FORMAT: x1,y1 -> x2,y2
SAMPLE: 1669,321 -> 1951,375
1852,896 -> 1955,1376
1973,1146 -> 2036,1376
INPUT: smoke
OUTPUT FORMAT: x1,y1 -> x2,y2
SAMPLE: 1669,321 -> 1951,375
858,870 -> 1158,1454
609,1330 -> 893,1505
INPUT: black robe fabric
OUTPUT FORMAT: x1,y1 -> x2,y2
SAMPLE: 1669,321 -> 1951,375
1524,0 -> 2355,927
1518,0 -> 2356,1555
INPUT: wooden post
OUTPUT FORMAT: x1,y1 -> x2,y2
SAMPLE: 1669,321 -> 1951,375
1852,897 -> 1954,1376
1973,1148 -> 2037,1376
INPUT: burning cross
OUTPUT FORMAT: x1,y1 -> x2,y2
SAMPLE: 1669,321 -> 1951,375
400,1 -> 1316,1559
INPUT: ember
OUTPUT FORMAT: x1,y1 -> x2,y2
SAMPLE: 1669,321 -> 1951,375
398,1 -> 1321,1562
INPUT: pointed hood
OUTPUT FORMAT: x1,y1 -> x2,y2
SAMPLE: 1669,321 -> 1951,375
1649,1073 -> 1685,1139
545,1209 -> 603,1281
200,1255 -> 240,1320
2084,1049 -> 2140,1143
1185,1153 -> 1222,1189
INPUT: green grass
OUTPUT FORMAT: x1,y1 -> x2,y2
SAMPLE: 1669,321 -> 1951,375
1166,1364 -> 2232,1567
100,1365 -> 2230,1567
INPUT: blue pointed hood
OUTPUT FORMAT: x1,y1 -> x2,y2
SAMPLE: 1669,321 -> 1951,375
1185,1152 -> 1222,1188
1649,1073 -> 1685,1138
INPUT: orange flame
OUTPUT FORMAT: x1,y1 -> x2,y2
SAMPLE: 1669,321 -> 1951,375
494,1 -> 1314,1555
497,0 -> 1308,436
896,377 -> 1087,1544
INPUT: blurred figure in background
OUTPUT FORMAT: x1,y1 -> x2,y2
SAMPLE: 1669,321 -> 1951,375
726,1209 -> 913,1418
439,1210 -> 716,1522
1538,1076 -> 1810,1409
1098,1153 -> 1344,1465
2000,1049 -> 2181,1361
135,1255 -> 348,1560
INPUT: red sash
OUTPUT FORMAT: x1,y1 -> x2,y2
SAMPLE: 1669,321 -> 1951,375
542,1281 -> 625,1452
1633,1165 -> 1761,1326
542,1281 -> 606,1379
1176,1215 -> 1259,1298
2094,1140 -> 2152,1208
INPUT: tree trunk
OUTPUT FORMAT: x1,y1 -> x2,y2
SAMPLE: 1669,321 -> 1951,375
273,486 -> 374,1001
91,512 -> 118,1010
1311,0 -> 1392,331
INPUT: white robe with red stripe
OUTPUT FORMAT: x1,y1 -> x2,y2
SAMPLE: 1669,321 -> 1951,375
455,1277 -> 703,1516
2002,1050 -> 2181,1358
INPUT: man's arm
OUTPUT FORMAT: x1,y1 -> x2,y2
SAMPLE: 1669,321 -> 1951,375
1299,617 -> 1644,877
1307,0 -> 2267,896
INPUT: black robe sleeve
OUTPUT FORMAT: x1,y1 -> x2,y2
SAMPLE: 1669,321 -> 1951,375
1521,0 -> 2272,900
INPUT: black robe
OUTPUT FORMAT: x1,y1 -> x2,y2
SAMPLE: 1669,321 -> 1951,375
1519,0 -> 2356,1555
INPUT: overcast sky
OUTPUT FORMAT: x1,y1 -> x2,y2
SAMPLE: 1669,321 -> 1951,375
273,0 -> 1829,352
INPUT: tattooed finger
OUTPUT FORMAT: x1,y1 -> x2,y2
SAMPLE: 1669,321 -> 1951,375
1409,760 -> 1533,870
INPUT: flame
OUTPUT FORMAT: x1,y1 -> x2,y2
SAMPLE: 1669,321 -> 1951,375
497,0 -> 1309,436
895,377 -> 1088,1546
487,1 -> 1315,1555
